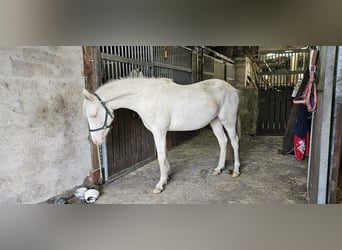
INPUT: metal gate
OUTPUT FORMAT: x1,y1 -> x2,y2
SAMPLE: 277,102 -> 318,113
98,46 -> 198,181
199,46 -> 234,81
257,48 -> 310,135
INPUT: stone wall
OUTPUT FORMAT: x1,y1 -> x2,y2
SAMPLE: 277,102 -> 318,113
0,47 -> 91,203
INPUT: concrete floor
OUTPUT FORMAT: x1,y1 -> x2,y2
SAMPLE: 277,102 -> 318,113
96,128 -> 308,204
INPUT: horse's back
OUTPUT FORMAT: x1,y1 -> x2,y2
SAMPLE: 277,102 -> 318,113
197,78 -> 237,92
195,79 -> 239,105
160,79 -> 238,131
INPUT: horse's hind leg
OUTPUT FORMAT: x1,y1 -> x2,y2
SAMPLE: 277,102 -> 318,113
210,118 -> 228,175
152,130 -> 171,194
221,119 -> 240,177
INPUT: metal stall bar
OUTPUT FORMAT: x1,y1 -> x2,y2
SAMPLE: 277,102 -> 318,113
258,48 -> 310,89
152,46 -> 194,84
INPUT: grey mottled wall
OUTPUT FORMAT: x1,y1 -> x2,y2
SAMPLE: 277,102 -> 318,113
0,47 -> 91,203
236,85 -> 258,136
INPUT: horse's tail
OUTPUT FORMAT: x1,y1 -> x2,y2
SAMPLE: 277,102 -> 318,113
234,86 -> 241,140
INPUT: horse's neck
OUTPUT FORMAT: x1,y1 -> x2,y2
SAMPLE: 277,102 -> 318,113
99,81 -> 142,112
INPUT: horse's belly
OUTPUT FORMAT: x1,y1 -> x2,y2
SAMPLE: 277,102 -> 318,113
168,106 -> 218,131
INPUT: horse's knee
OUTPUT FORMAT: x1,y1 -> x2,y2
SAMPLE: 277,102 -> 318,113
221,135 -> 228,146
230,139 -> 239,149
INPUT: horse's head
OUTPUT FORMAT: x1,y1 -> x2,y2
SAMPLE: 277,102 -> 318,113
82,89 -> 114,145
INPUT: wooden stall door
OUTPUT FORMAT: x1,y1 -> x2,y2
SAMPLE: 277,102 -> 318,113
106,109 -> 155,178
257,89 -> 293,136
257,48 -> 309,136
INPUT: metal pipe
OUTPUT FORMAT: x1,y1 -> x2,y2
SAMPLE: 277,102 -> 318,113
150,46 -> 154,77
138,46 -> 141,61
96,145 -> 103,182
307,111 -> 314,195
179,46 -> 195,52
195,46 -> 199,82
201,46 -> 234,63
102,142 -> 109,182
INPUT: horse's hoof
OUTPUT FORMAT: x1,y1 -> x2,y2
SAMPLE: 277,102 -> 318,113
212,170 -> 220,176
232,172 -> 240,178
153,188 -> 163,194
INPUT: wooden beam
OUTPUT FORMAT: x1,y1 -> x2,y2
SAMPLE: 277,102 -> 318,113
328,46 -> 342,203
82,46 -> 103,184
308,46 -> 337,204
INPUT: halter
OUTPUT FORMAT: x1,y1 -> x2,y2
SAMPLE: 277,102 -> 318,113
293,48 -> 318,112
88,93 -> 114,132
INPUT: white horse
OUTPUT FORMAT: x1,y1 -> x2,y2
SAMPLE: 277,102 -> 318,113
82,78 -> 240,194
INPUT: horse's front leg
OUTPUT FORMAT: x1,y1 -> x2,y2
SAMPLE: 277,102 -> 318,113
152,131 -> 171,194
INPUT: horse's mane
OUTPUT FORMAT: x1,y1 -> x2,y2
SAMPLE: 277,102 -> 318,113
117,76 -> 173,83
96,77 -> 175,95
103,77 -> 174,87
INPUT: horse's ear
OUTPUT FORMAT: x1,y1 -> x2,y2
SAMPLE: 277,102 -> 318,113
82,89 -> 96,102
